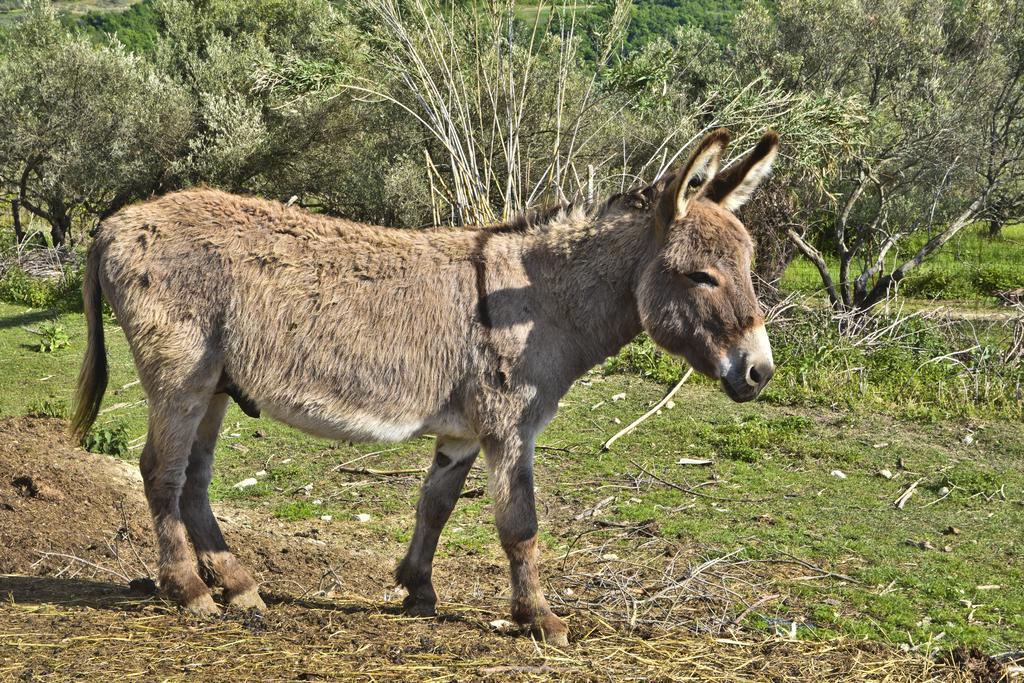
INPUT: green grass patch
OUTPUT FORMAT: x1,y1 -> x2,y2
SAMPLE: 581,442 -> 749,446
273,500 -> 320,521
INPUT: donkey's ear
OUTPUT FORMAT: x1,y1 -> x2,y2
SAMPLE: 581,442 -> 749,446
658,129 -> 730,228
705,130 -> 780,212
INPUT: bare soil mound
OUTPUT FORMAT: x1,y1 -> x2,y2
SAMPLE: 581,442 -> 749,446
0,417 -> 996,681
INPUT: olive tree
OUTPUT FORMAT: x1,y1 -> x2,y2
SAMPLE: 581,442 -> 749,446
0,1 -> 191,246
736,0 -> 1024,312
150,0 -> 414,222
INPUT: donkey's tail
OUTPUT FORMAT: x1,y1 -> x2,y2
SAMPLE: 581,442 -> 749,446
71,244 -> 108,441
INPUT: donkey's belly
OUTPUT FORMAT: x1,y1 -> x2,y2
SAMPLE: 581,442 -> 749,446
259,400 -> 473,443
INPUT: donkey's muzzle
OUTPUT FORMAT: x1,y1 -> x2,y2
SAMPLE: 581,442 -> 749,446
721,359 -> 774,402
720,325 -> 774,403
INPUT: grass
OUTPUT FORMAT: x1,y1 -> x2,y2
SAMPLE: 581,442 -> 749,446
0,299 -> 1022,655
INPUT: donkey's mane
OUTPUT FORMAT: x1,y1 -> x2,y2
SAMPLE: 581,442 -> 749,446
481,188 -> 652,234
481,203 -> 575,234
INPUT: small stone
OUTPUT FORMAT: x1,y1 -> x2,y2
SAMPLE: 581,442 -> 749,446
253,430 -> 267,438
320,515 -> 332,523
830,470 -> 847,480
233,478 -> 258,490
563,588 -> 574,596
942,545 -> 953,553
313,499 -> 323,506
878,469 -> 893,479
489,619 -> 515,631
613,418 -> 621,425
943,526 -> 961,535
600,553 -> 619,561
938,486 -> 951,497
255,470 -> 268,479
962,433 -> 974,445
280,458 -> 293,465
354,513 -> 371,523
611,393 -> 626,402
666,400 -> 676,409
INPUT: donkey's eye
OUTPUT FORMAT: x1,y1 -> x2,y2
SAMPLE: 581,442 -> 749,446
687,175 -> 703,189
686,271 -> 719,287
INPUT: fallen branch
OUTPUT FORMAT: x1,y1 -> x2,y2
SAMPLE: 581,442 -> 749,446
31,550 -> 130,583
333,466 -> 425,476
730,593 -> 782,626
894,479 -> 923,509
628,459 -> 774,503
574,495 -> 615,521
602,368 -> 693,451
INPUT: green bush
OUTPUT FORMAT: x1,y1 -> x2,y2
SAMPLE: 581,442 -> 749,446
899,266 -> 976,300
0,266 -> 84,312
972,264 -> 1024,295
899,263 -> 1024,300
82,423 -> 130,458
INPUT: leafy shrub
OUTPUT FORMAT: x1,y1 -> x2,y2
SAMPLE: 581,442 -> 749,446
82,423 -> 130,458
972,264 -> 1024,296
0,266 -> 84,312
900,263 -> 1024,300
900,266 -> 975,300
36,321 -> 69,352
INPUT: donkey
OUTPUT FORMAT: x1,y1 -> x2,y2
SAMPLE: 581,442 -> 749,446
71,129 -> 778,646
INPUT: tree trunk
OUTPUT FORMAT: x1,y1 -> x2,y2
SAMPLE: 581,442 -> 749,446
50,210 -> 71,247
11,199 -> 26,244
988,218 -> 1003,238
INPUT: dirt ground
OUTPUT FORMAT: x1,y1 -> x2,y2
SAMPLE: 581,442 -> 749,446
0,417 -> 1008,681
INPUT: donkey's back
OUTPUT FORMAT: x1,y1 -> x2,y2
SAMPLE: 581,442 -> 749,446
82,188 -> 483,443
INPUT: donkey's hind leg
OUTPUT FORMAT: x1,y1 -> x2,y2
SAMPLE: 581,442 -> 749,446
395,437 -> 480,616
140,396 -> 218,614
180,393 -> 264,610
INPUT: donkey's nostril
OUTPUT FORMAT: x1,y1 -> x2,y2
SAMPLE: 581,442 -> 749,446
747,365 -> 762,386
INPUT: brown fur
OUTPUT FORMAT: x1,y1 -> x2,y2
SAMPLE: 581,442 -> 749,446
71,130 -> 780,645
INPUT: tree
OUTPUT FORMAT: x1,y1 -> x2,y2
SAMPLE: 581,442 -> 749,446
0,1 -> 191,246
736,0 -> 1024,312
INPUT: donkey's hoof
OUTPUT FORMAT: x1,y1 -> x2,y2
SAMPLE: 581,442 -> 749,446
402,594 -> 437,617
532,613 -> 569,647
184,592 -> 221,616
225,587 -> 266,611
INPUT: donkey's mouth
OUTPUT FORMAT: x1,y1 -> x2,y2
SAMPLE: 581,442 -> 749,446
721,377 -> 761,403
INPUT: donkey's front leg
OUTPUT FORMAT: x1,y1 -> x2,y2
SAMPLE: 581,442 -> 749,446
396,437 -> 480,616
485,436 -> 568,646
